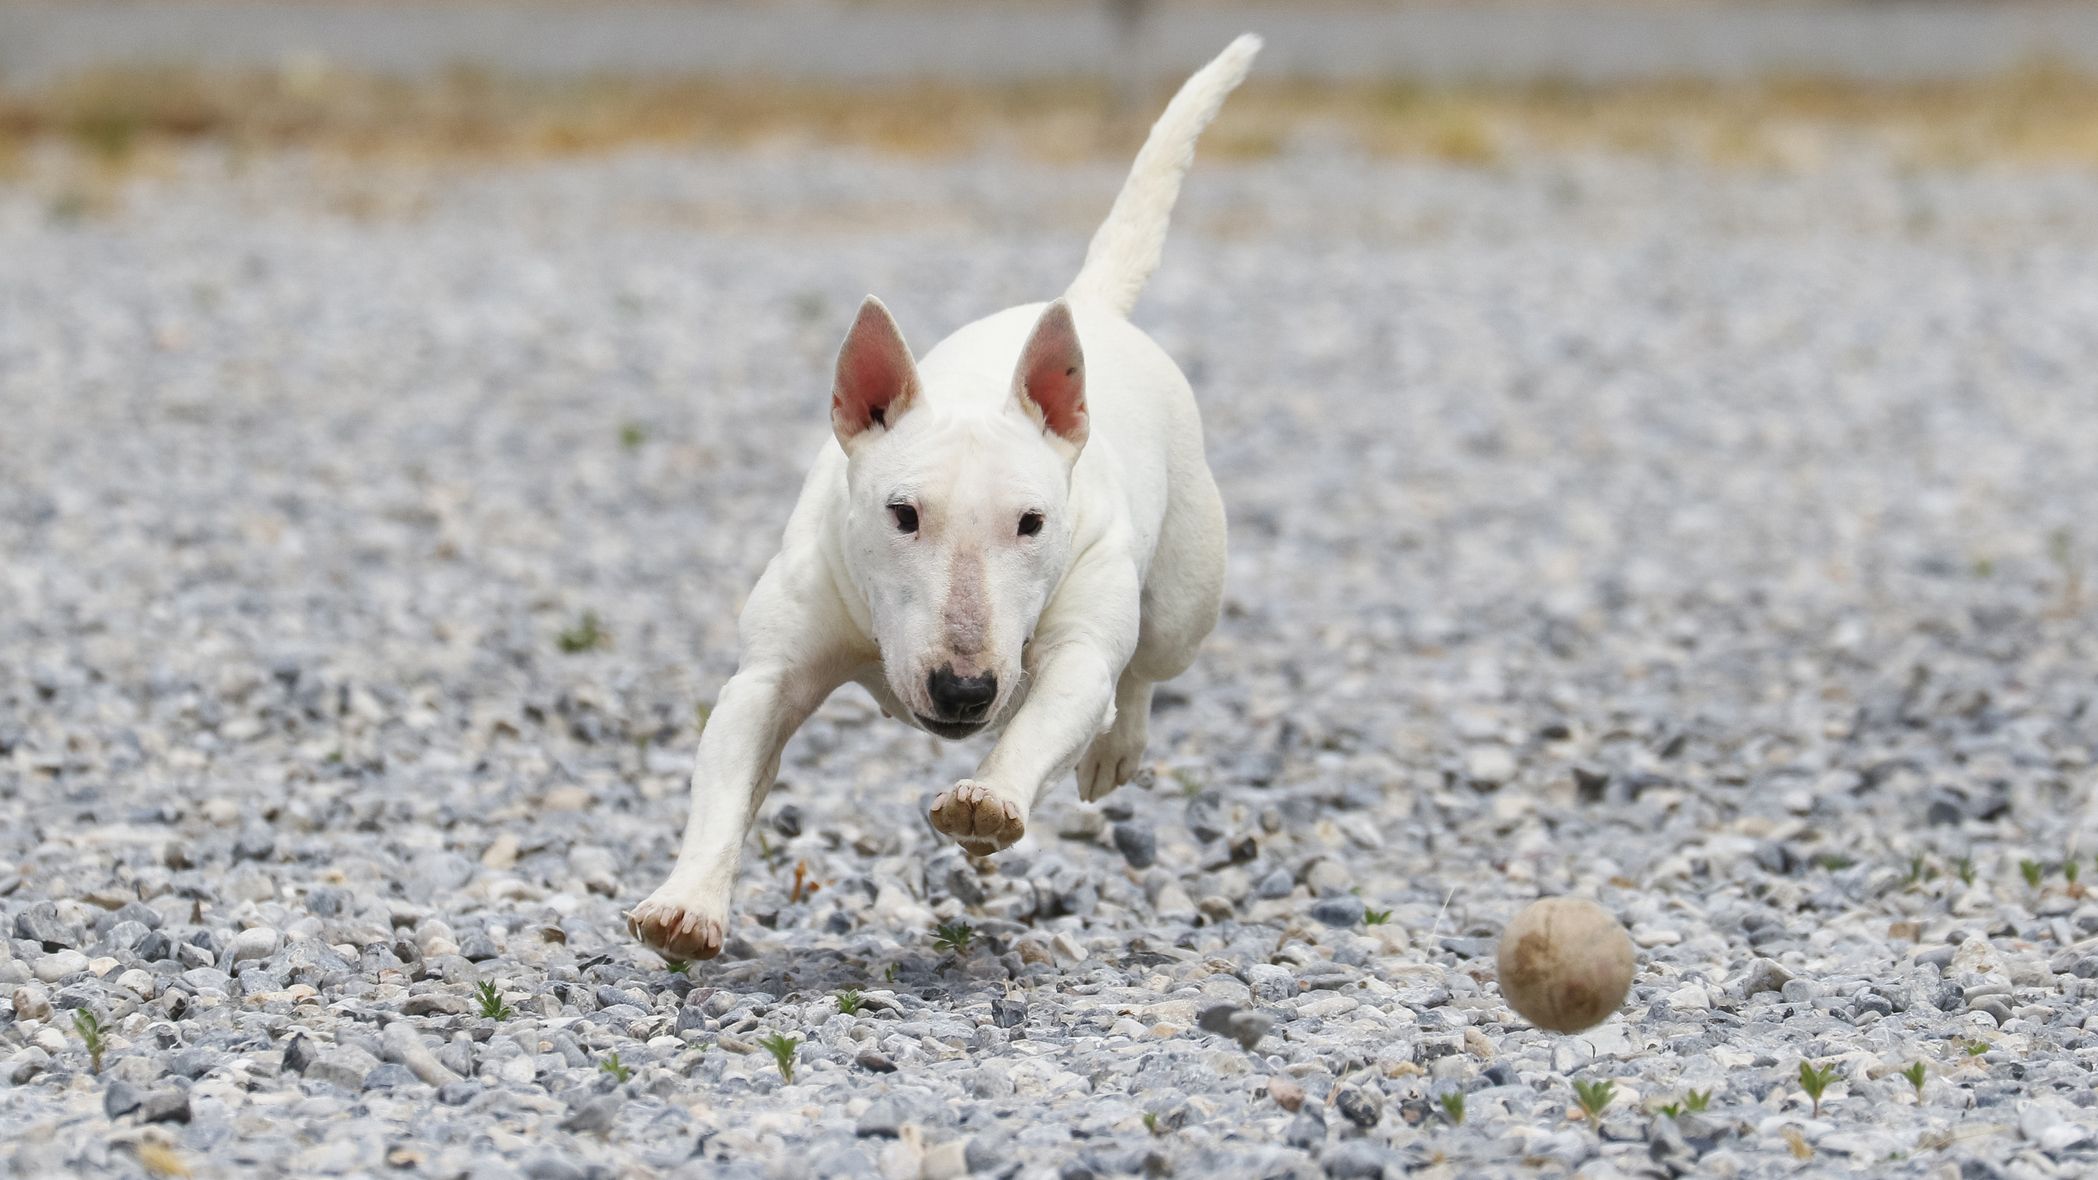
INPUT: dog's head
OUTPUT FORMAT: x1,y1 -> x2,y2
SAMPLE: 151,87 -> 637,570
829,296 -> 1089,739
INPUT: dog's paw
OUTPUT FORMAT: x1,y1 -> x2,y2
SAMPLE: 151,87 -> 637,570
627,892 -> 728,961
1078,732 -> 1145,803
929,780 -> 1026,855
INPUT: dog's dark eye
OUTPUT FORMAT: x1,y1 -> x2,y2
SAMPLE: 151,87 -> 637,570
1017,511 -> 1044,537
889,504 -> 918,534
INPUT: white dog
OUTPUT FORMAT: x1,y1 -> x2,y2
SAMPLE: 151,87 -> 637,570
630,35 -> 1261,959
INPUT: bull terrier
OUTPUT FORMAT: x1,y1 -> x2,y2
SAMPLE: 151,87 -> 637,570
630,34 -> 1261,959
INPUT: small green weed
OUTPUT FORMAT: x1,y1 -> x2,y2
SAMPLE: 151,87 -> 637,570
1438,1091 -> 1465,1125
932,920 -> 976,954
1901,1062 -> 1926,1097
837,988 -> 864,1016
1683,1088 -> 1711,1113
1363,908 -> 1393,926
1954,856 -> 1975,886
619,422 -> 648,450
474,980 -> 514,1021
1572,1078 -> 1615,1121
599,1052 -> 633,1083
2050,527 -> 2084,609
759,1033 -> 799,1083
1798,1060 -> 1839,1117
73,1010 -> 107,1074
558,611 -> 610,653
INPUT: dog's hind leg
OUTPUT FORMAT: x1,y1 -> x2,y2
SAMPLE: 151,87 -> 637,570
1077,671 -> 1152,803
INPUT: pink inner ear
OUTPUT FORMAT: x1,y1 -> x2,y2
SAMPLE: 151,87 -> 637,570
833,300 -> 916,440
1017,304 -> 1087,445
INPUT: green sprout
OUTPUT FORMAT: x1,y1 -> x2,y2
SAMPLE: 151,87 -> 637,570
1683,1089 -> 1711,1113
836,989 -> 864,1016
2066,860 -> 2081,887
1798,1061 -> 1839,1117
598,1053 -> 633,1083
1571,1078 -> 1615,1122
883,963 -> 899,984
618,422 -> 648,450
1363,908 -> 1393,926
2051,527 -> 2083,609
1438,1091 -> 1465,1125
759,1033 -> 799,1083
474,980 -> 514,1021
1964,1041 -> 1989,1057
557,611 -> 610,654
1142,1112 -> 1163,1135
1901,1063 -> 1926,1097
1954,857 -> 1975,886
663,959 -> 690,976
2020,859 -> 2045,890
73,1010 -> 107,1074
1904,855 -> 1935,887
932,920 -> 977,954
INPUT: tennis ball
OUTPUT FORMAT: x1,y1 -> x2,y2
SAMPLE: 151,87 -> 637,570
1496,897 -> 1635,1033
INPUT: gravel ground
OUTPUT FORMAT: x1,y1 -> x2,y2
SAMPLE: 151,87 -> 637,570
2,140 -> 2098,1179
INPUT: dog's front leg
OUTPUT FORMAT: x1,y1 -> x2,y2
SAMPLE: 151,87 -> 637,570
930,558 -> 1139,855
627,534 -> 855,960
627,660 -> 835,959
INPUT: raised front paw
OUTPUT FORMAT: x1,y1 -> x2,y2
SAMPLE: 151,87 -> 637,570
627,891 -> 728,961
929,780 -> 1026,855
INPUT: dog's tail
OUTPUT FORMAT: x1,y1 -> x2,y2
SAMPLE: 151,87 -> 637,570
1065,33 -> 1262,318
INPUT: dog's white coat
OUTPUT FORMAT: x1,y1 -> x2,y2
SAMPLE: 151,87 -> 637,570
631,35 -> 1260,959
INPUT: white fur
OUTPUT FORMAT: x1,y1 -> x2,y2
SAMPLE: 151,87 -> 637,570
630,36 -> 1258,960
1067,33 -> 1263,317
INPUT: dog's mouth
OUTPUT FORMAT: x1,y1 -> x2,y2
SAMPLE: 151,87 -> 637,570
915,714 -> 988,740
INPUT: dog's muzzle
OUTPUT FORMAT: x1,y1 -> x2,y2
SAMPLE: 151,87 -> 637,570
922,666 -> 996,736
916,715 -> 989,740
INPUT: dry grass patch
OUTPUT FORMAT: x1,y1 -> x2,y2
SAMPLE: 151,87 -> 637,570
5,64 -> 2098,173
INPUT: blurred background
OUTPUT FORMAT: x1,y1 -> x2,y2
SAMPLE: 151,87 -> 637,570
8,0 -> 2098,167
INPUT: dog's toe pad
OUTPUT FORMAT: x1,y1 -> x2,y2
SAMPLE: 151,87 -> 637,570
627,895 -> 727,961
929,780 -> 1025,852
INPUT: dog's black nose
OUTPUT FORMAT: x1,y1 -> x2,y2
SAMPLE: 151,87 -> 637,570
927,667 -> 997,722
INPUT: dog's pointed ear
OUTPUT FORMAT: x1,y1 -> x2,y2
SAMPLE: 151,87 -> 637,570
1012,300 -> 1087,451
832,296 -> 919,449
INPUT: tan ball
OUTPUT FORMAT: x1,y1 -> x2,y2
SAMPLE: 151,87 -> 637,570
1495,897 -> 1636,1033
